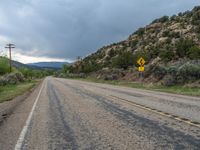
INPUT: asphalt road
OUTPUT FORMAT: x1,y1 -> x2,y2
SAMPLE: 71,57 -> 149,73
1,77 -> 200,150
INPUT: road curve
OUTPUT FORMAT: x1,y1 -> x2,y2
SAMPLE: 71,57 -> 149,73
1,77 -> 200,150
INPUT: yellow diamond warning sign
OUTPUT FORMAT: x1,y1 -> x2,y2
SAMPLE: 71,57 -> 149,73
137,57 -> 145,66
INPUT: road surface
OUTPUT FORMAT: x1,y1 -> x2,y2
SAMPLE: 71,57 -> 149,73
0,77 -> 200,150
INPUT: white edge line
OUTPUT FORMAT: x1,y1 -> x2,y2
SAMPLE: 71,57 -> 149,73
15,81 -> 44,150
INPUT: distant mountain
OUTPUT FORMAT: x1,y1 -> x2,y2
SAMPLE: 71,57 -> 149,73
11,60 -> 42,69
0,56 -> 41,72
0,58 -> 29,69
27,62 -> 71,69
1,57 -> 71,70
12,60 -> 28,68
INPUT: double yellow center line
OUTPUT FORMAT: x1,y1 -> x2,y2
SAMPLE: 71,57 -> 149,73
109,95 -> 200,128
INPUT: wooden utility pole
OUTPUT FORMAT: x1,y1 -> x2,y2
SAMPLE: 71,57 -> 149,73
5,43 -> 15,72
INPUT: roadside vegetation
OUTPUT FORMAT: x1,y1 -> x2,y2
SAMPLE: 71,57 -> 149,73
0,81 -> 38,103
0,56 -> 54,103
77,77 -> 200,96
56,62 -> 200,96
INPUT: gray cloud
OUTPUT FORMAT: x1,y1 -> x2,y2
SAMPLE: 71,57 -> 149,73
0,0 -> 199,60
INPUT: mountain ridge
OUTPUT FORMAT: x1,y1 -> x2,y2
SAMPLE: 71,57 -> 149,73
28,61 -> 71,69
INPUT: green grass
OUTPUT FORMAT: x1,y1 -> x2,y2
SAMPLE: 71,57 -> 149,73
0,81 -> 38,103
76,77 -> 200,97
151,85 -> 200,96
0,57 -> 10,75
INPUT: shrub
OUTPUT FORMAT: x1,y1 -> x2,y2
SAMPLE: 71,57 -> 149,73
80,61 -> 101,73
15,72 -> 25,82
159,45 -> 175,61
0,77 -> 6,86
187,46 -> 200,60
177,63 -> 200,81
161,75 -> 176,86
19,68 -> 32,79
19,68 -> 53,79
167,66 -> 178,76
170,15 -> 177,21
169,32 -> 180,38
0,72 -> 25,86
195,25 -> 200,33
104,74 -> 118,80
162,30 -> 170,37
65,73 -> 86,78
191,10 -> 200,25
130,40 -> 138,48
108,49 -> 117,57
175,38 -> 195,57
184,11 -> 193,18
149,46 -> 159,59
161,31 -> 180,39
193,6 -> 200,12
136,28 -> 145,36
152,16 -> 169,23
159,49 -> 175,62
159,16 -> 169,23
62,64 -> 71,74
166,38 -> 172,44
152,65 -> 167,80
112,51 -> 134,69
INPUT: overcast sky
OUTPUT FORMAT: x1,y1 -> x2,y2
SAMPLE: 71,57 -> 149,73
0,0 -> 199,63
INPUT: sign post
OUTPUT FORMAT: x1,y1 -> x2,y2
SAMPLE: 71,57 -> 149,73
137,57 -> 145,77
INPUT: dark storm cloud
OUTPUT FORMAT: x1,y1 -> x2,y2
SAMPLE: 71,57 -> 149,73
0,0 -> 199,60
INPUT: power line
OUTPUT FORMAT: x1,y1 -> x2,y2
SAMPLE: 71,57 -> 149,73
5,43 -> 15,72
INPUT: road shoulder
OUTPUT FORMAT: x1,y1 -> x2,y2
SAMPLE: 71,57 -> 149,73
0,81 -> 43,150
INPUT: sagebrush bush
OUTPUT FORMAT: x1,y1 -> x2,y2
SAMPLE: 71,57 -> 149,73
136,28 -> 145,36
167,66 -> 178,76
159,49 -> 175,62
152,65 -> 167,80
0,72 -> 25,86
191,9 -> 200,25
175,38 -> 195,57
112,51 -> 134,69
152,16 -> 169,23
162,75 -> 176,86
187,46 -> 200,60
177,63 -> 200,81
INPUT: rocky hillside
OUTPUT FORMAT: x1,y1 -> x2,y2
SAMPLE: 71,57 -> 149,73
71,6 -> 200,86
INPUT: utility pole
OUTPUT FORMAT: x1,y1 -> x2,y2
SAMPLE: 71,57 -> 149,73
5,43 -> 15,72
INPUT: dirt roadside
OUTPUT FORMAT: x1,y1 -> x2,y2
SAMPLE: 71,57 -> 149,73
0,80 -> 44,150
0,81 -> 41,124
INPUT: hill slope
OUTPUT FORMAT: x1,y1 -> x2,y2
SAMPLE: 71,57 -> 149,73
0,57 -> 42,70
12,60 -> 30,68
71,6 -> 200,86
